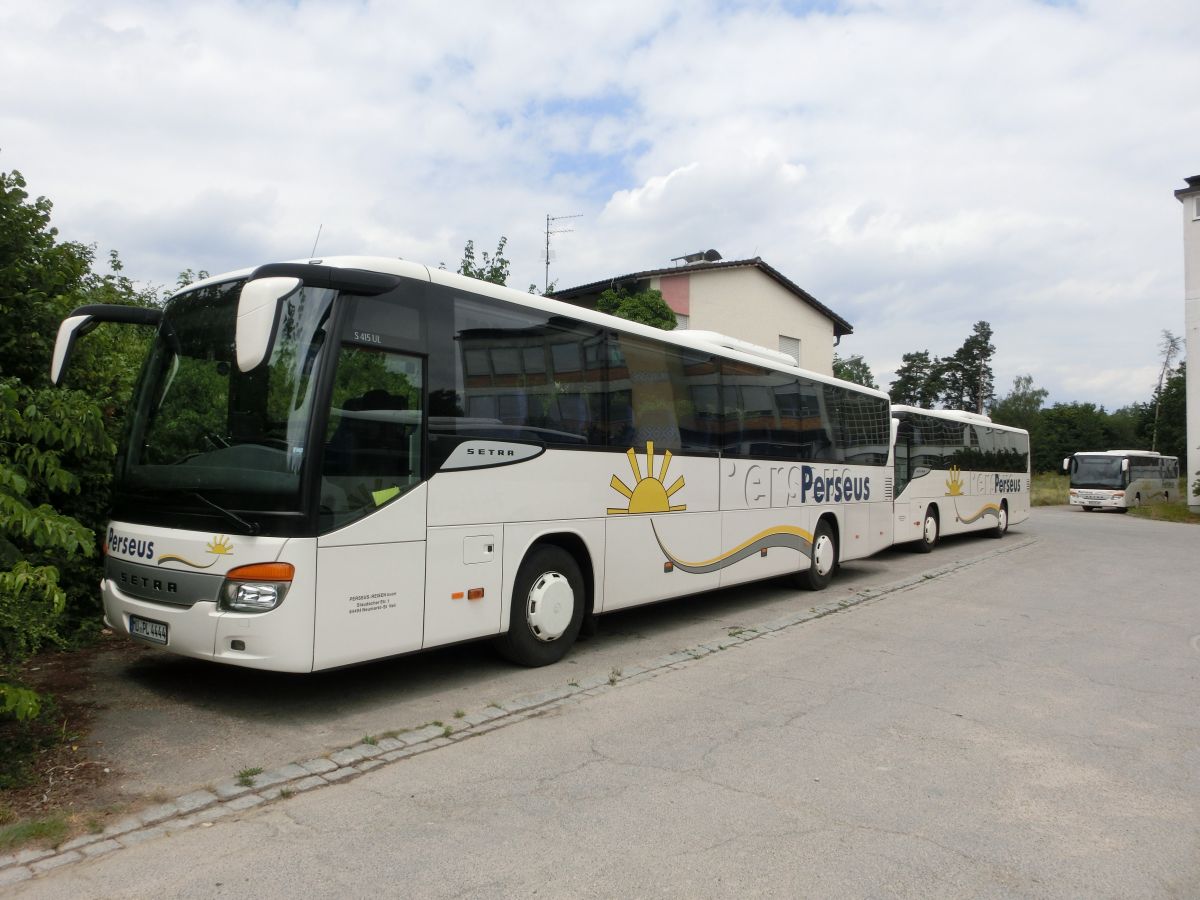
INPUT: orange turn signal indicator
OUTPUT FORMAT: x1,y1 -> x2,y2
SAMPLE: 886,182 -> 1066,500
225,562 -> 295,582
467,588 -> 485,601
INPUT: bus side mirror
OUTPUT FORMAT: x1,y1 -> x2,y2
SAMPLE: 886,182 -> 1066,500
50,314 -> 99,386
1121,458 -> 1129,472
236,277 -> 302,372
1062,457 -> 1070,472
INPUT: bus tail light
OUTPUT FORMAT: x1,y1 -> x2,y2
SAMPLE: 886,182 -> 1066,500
220,562 -> 295,613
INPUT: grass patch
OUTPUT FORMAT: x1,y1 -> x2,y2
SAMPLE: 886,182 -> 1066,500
1129,496 -> 1200,524
236,767 -> 263,787
1032,472 -> 1067,506
0,815 -> 68,852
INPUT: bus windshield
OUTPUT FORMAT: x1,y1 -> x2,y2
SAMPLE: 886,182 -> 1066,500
115,279 -> 336,526
1070,455 -> 1125,489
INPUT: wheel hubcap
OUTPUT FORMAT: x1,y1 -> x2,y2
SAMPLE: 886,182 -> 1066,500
924,516 -> 937,544
813,535 -> 834,576
526,571 -> 574,642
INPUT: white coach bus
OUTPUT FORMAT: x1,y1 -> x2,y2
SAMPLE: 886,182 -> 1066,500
890,405 -> 1030,551
52,256 -> 896,672
1064,450 -> 1180,511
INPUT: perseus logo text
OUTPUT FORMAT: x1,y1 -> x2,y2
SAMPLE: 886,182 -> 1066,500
732,462 -> 871,507
994,475 -> 1023,493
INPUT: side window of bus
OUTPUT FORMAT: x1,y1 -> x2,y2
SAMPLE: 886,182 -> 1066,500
822,383 -> 889,465
608,334 -> 717,453
439,295 -> 605,450
320,346 -> 424,530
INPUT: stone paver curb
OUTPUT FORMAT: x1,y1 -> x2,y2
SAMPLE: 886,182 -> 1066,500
0,866 -> 32,886
2,537 -> 1036,882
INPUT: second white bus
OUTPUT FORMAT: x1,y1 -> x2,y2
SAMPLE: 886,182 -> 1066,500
891,405 -> 1030,551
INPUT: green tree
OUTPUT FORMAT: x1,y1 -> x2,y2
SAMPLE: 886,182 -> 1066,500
1,379 -> 111,719
832,353 -> 878,389
0,166 -> 157,658
889,350 -> 943,407
990,374 -> 1047,434
596,286 -> 677,330
1033,402 -> 1111,473
457,236 -> 512,286
1152,330 -> 1182,452
0,170 -> 94,385
939,321 -> 995,413
1139,362 -> 1187,471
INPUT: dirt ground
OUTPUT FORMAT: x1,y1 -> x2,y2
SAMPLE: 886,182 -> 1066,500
1,633 -> 142,835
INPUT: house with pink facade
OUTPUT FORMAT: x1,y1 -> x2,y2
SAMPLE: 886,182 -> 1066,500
549,250 -> 852,377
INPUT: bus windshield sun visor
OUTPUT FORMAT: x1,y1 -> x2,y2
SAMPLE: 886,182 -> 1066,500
236,265 -> 402,372
51,304 -> 162,385
248,263 -> 402,296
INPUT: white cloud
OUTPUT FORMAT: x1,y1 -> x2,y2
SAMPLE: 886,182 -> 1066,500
1,0 -> 1197,409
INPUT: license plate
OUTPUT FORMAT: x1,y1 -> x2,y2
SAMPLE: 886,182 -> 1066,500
129,615 -> 168,645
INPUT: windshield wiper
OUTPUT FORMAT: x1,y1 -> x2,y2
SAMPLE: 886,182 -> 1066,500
191,491 -> 260,536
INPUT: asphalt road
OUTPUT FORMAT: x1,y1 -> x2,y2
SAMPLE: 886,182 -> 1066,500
15,506 -> 1200,897
82,520 -> 1024,800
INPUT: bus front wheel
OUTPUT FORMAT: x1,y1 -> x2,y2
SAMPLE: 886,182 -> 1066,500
915,507 -> 939,553
495,545 -> 584,667
797,519 -> 837,591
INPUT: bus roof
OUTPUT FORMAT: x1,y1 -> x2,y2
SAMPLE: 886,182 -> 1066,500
890,404 -> 1029,436
1073,450 -> 1167,458
170,255 -> 892,403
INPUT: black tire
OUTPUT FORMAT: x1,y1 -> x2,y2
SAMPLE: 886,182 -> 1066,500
796,518 -> 837,591
990,501 -> 1009,538
494,545 -> 584,667
1081,506 -> 1095,512
914,506 -> 938,553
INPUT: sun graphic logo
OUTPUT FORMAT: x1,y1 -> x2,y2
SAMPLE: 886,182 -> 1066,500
607,442 -> 686,515
945,466 -> 965,497
207,535 -> 234,556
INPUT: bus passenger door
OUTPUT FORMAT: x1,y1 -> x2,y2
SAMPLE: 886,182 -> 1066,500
314,343 -> 429,670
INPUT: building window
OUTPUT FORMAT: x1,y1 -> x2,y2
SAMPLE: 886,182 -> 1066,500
778,334 -> 800,365
1194,196 -> 1200,220
674,313 -> 690,330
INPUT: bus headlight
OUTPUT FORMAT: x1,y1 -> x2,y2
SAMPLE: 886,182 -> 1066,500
219,562 -> 295,613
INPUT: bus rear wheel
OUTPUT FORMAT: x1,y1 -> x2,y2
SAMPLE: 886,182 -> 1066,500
796,519 -> 837,591
990,501 -> 1009,538
495,545 -> 584,667
915,507 -> 939,553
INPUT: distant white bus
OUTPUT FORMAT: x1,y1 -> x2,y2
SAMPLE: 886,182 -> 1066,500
1064,450 -> 1180,511
891,405 -> 1030,551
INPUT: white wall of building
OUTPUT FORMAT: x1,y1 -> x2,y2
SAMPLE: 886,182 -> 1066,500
649,267 -> 836,376
1180,181 -> 1200,512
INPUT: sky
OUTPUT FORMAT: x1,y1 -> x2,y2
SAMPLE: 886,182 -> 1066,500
2,0 -> 1197,410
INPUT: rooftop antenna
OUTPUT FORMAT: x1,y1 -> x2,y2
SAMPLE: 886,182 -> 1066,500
309,224 -> 323,258
544,213 -> 582,293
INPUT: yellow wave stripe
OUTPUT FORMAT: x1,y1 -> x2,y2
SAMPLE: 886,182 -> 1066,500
955,502 -> 1000,525
157,554 -> 220,569
658,524 -> 814,569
